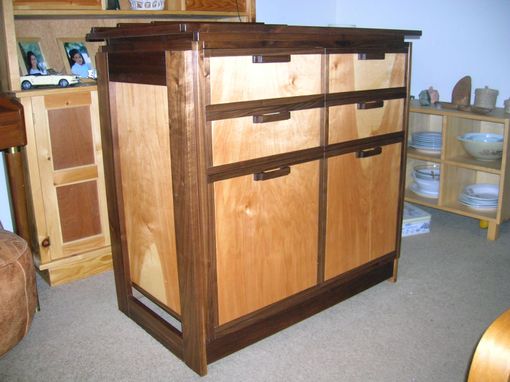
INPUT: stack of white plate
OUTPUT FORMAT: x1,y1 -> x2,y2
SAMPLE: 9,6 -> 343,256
458,183 -> 499,210
410,164 -> 440,198
409,132 -> 442,154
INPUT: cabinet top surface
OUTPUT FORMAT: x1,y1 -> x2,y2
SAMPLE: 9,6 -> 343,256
86,21 -> 421,46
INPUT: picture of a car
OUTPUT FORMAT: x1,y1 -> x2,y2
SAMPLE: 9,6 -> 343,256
20,74 -> 80,90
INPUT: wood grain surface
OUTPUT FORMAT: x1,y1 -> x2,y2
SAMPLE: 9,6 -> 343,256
209,54 -> 322,104
468,308 -> 510,382
325,143 -> 401,279
329,53 -> 406,92
211,108 -> 321,166
113,82 -> 181,314
329,99 -> 404,144
214,161 -> 319,324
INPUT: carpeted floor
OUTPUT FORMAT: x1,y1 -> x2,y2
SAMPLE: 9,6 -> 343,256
1,207 -> 510,381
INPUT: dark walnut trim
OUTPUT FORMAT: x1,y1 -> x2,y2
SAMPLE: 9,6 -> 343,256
206,87 -> 406,122
207,253 -> 396,362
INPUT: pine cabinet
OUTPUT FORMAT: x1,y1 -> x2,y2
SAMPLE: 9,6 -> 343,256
89,22 -> 420,375
405,101 -> 510,240
19,89 -> 112,285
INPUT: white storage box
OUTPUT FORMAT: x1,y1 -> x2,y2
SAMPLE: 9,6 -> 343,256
402,202 -> 431,237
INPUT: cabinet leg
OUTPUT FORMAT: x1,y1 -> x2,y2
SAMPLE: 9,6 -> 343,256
390,258 -> 399,283
487,222 -> 500,241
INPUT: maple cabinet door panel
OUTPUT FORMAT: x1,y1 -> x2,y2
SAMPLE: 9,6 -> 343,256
211,108 -> 321,166
329,53 -> 406,93
214,161 -> 320,325
325,143 -> 402,279
329,99 -> 404,144
209,54 -> 322,104
30,91 -> 110,261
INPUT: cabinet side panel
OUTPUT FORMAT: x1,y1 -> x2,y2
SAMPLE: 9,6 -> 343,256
214,161 -> 319,324
112,82 -> 181,315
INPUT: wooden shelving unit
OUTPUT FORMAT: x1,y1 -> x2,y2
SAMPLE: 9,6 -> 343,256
405,100 -> 510,240
0,0 -> 255,285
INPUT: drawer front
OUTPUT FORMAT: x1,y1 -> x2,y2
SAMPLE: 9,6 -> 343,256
211,108 -> 321,166
329,98 -> 404,144
214,161 -> 319,325
329,53 -> 406,92
209,54 -> 322,104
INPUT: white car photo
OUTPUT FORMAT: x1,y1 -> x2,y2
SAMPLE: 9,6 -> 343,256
20,74 -> 80,90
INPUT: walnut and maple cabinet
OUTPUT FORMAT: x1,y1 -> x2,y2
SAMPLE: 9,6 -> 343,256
88,22 -> 420,375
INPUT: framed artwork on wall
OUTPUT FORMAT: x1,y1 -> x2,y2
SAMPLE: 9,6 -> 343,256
58,38 -> 95,79
17,38 -> 47,76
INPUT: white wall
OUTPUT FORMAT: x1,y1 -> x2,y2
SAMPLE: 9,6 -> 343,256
257,0 -> 510,106
257,0 -> 337,26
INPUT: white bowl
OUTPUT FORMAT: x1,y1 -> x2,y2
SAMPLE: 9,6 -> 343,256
457,133 -> 503,161
412,172 -> 439,193
414,164 -> 440,180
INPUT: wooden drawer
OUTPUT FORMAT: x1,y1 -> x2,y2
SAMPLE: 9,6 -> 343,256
329,53 -> 406,93
209,54 -> 322,104
211,108 -> 321,166
329,99 -> 404,144
214,160 -> 320,325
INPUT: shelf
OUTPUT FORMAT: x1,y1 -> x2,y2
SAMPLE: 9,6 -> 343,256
14,9 -> 247,19
444,156 -> 501,174
404,189 -> 439,207
407,148 -> 441,161
13,82 -> 97,98
410,101 -> 510,123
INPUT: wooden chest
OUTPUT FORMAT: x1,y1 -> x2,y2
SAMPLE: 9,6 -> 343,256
87,22 -> 421,375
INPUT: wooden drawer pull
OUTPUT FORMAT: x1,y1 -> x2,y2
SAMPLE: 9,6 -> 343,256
253,111 -> 291,124
357,100 -> 384,110
254,166 -> 291,181
252,55 -> 291,63
356,146 -> 382,158
358,53 -> 386,60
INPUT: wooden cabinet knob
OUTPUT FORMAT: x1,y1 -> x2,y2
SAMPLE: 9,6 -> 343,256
41,237 -> 51,247
357,100 -> 384,110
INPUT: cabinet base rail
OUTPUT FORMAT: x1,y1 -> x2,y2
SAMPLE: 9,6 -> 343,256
118,252 -> 395,375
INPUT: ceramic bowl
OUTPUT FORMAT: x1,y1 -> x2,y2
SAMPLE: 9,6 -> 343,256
412,172 -> 439,193
414,164 -> 440,180
457,133 -> 503,161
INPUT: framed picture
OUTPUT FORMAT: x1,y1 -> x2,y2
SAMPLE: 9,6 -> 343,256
17,38 -> 48,76
58,38 -> 95,79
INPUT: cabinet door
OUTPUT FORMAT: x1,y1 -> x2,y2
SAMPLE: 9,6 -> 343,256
214,161 -> 319,325
28,91 -> 110,262
325,143 -> 402,280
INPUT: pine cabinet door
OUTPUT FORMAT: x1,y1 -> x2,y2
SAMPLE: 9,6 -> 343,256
325,143 -> 402,279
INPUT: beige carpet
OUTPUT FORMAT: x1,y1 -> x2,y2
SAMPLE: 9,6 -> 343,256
1,207 -> 509,381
